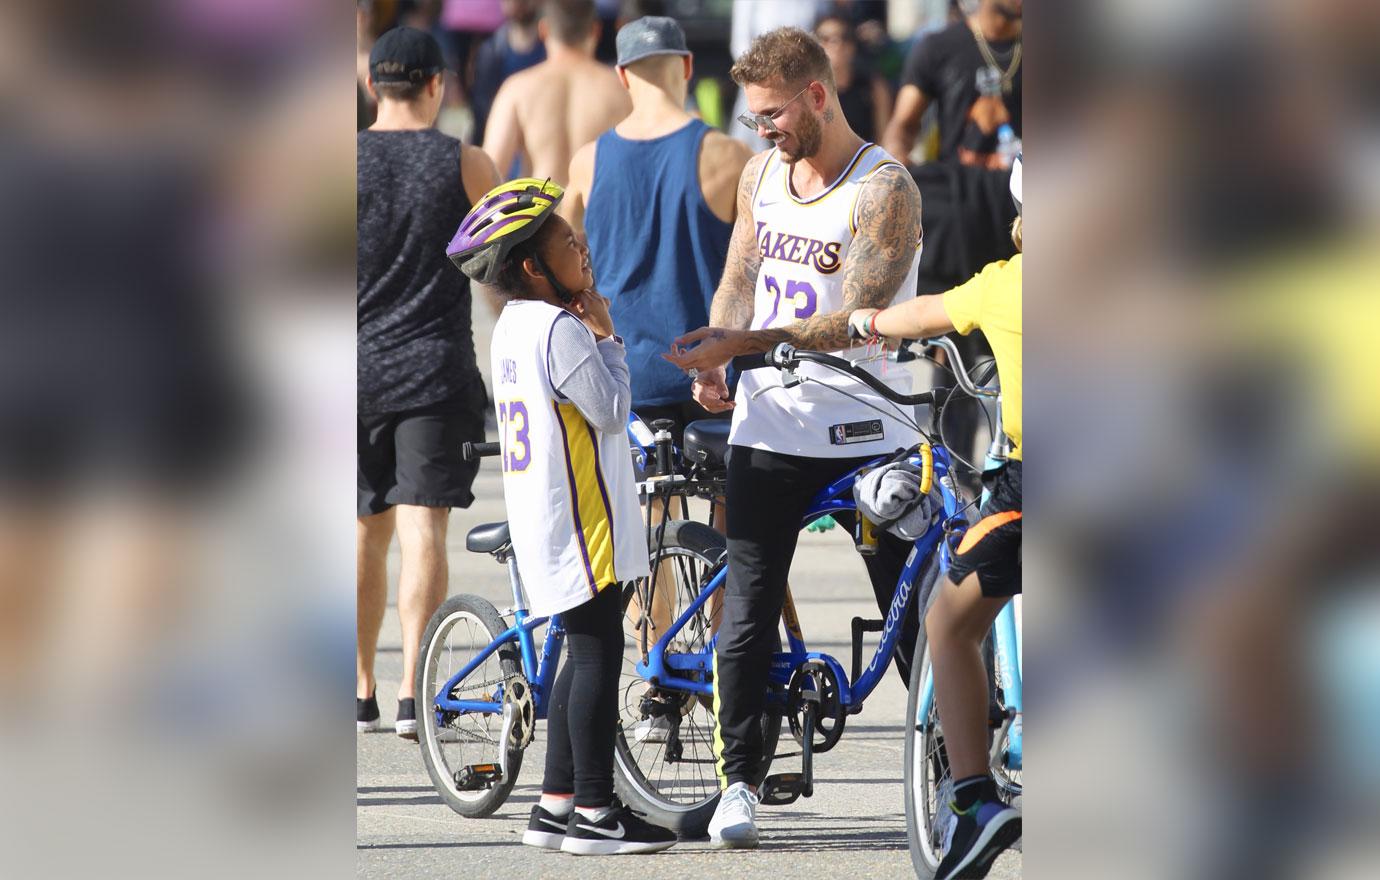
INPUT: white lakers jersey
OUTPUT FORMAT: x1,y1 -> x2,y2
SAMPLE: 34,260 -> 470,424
490,300 -> 649,617
730,143 -> 922,458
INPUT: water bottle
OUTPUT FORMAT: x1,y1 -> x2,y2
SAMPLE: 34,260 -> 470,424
996,124 -> 1021,170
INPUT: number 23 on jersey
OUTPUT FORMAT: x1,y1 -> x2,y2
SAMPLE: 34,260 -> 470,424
496,400 -> 531,472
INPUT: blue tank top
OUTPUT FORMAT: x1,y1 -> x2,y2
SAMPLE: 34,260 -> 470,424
585,120 -> 734,407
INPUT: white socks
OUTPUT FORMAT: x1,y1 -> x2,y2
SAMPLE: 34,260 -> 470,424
575,804 -> 616,823
539,794 -> 573,817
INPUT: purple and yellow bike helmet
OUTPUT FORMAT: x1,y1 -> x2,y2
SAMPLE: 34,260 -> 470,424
446,177 -> 565,285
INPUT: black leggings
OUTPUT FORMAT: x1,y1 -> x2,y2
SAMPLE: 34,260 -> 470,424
713,446 -> 916,788
541,583 -> 623,806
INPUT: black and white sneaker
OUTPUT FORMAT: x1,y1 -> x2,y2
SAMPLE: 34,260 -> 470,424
521,805 -> 571,850
559,800 -> 677,855
395,698 -> 417,741
935,797 -> 1022,879
357,692 -> 380,733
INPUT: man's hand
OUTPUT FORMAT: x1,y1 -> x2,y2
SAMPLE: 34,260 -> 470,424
662,326 -> 748,375
690,365 -> 734,413
848,308 -> 882,341
569,288 -> 614,340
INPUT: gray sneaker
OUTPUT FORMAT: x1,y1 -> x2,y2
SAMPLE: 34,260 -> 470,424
708,782 -> 759,848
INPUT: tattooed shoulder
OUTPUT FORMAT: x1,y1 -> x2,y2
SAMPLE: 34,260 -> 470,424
844,165 -> 922,310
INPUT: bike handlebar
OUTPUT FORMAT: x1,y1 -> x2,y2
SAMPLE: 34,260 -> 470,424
734,346 -> 944,407
461,441 -> 502,461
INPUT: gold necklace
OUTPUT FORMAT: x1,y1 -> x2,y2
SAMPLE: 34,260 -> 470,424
971,23 -> 1022,94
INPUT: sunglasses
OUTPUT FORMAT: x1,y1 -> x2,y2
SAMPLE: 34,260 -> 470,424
736,83 -> 814,136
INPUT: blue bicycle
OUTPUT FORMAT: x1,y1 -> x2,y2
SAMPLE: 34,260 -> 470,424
609,341 -> 984,840
413,424 -> 718,818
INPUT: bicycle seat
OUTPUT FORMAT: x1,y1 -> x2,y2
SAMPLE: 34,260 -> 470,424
683,419 -> 730,469
465,521 -> 511,554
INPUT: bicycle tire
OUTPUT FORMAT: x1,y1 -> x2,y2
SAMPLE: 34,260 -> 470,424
612,520 -> 782,839
903,569 -> 1020,877
416,593 -> 524,818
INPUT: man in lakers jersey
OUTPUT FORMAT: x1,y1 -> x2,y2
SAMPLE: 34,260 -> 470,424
662,28 -> 925,850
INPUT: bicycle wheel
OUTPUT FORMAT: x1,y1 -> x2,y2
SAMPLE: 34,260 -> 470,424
904,581 -> 1021,877
416,593 -> 524,818
612,520 -> 781,839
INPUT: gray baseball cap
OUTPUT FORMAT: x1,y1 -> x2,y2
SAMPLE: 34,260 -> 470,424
615,16 -> 691,68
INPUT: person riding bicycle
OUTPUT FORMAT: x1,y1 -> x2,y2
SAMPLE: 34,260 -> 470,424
447,178 -> 676,855
847,155 -> 1023,879
661,28 -> 925,850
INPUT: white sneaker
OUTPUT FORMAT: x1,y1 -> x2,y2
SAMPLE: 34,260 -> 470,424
708,782 -> 759,849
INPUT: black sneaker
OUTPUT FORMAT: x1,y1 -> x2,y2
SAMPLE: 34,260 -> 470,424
521,804 -> 570,850
357,692 -> 380,733
396,698 -> 417,741
559,799 -> 677,855
935,797 -> 1022,879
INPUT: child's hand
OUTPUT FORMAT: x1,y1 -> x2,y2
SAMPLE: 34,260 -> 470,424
848,308 -> 882,341
569,288 -> 614,340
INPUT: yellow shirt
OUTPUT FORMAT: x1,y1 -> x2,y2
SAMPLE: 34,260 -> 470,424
942,254 -> 1022,460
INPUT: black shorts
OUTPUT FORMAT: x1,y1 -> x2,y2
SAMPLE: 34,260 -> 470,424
633,400 -> 730,449
357,395 -> 484,517
947,460 -> 1022,597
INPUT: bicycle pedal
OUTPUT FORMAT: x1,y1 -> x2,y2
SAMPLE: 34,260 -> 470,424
758,772 -> 808,806
453,763 -> 503,791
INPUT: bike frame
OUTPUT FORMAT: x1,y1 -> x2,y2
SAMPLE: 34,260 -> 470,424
433,558 -> 565,720
635,445 -> 964,715
915,422 -> 1023,771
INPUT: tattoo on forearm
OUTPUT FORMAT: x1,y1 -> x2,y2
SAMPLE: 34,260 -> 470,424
709,152 -> 768,331
745,165 -> 922,353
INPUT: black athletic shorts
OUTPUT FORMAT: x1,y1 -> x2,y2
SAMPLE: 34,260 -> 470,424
947,459 -> 1022,597
357,394 -> 485,517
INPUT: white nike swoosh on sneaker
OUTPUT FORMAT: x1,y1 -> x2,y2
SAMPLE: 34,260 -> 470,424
539,817 -> 566,830
576,821 -> 625,839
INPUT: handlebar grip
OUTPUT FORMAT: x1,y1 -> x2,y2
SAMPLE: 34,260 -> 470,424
461,441 -> 502,461
729,353 -> 774,373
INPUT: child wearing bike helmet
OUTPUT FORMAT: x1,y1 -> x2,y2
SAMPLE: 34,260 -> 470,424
847,156 -> 1023,880
447,178 -> 676,855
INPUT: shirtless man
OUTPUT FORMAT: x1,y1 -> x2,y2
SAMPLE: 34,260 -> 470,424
483,0 -> 631,184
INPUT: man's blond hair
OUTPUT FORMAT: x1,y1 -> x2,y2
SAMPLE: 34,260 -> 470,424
730,27 -> 834,91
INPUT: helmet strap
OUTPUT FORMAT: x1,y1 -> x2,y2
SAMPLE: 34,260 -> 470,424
532,254 -> 576,304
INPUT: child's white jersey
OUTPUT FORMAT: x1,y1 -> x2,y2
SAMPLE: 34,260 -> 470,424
730,143 -> 922,458
490,300 -> 648,617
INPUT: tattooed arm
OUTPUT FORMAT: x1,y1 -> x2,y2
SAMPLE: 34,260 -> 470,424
708,150 -> 770,331
666,164 -> 922,375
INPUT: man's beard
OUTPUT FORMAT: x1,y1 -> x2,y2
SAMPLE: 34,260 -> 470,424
778,110 -> 823,164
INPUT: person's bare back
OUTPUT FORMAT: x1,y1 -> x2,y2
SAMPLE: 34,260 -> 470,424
484,54 -> 631,185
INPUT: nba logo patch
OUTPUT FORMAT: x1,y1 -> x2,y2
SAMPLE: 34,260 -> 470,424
828,419 -> 885,446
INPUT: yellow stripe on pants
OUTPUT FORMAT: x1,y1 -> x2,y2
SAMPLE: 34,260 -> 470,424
712,648 -> 728,789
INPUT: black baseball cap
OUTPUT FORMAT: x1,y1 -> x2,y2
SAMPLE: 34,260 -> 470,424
368,26 -> 445,84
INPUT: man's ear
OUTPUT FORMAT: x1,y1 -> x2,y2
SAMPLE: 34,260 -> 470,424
428,73 -> 444,98
364,75 -> 378,101
537,18 -> 549,42
616,66 -> 630,90
684,55 -> 693,82
589,21 -> 602,50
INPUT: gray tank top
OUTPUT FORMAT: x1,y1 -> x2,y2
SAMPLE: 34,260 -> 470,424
357,128 -> 483,414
